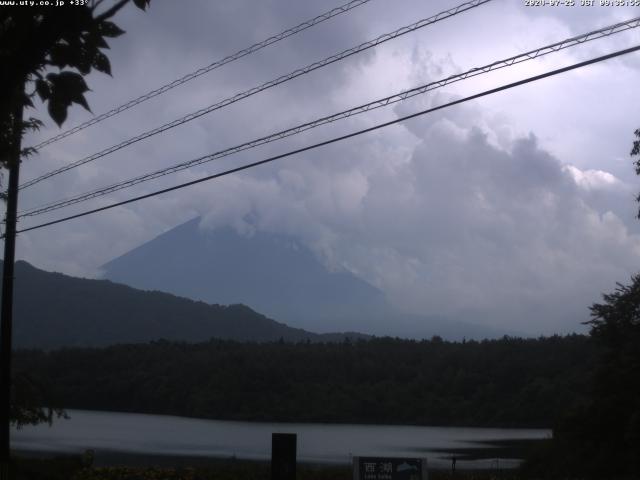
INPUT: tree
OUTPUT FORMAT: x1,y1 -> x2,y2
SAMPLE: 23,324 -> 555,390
634,128 -> 640,217
0,1 -> 150,477
581,277 -> 640,476
525,129 -> 640,478
1,0 -> 152,152
526,280 -> 640,479
10,371 -> 66,429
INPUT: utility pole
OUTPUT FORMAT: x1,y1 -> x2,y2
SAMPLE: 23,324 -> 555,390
0,82 -> 24,480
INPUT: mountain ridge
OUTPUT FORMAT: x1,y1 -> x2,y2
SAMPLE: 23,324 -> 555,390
2,259 -> 367,349
102,217 -> 391,333
101,217 -> 507,339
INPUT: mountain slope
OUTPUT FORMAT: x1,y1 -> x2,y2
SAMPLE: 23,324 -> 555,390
102,217 -> 392,333
4,260 -> 360,349
101,217 -> 505,339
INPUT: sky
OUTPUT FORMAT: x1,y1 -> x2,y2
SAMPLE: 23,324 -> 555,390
9,0 -> 640,335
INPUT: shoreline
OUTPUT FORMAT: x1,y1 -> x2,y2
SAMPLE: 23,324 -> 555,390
12,454 -> 532,480
14,442 -> 536,471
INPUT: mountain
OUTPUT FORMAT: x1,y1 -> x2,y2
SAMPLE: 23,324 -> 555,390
3,260 -> 363,349
102,217 -> 390,333
101,217 -> 504,339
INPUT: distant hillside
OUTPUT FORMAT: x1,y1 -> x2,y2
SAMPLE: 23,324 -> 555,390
102,217 -> 502,339
2,260 -> 365,349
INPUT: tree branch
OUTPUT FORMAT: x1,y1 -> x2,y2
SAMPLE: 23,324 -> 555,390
95,0 -> 130,22
91,0 -> 107,12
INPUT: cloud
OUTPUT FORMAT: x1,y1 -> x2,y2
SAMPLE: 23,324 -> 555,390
564,165 -> 621,190
9,0 -> 640,336
174,96 -> 640,335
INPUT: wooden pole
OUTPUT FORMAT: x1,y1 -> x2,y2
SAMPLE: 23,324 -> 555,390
0,82 -> 24,480
272,433 -> 296,480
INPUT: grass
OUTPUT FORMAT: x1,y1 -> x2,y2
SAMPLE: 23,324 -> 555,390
12,454 -> 531,480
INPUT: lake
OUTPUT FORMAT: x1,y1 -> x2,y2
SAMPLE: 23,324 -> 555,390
12,410 -> 550,469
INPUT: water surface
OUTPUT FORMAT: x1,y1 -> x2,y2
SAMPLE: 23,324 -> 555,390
12,410 -> 550,469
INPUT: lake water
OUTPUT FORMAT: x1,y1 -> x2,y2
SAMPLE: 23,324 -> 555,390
12,410 -> 550,469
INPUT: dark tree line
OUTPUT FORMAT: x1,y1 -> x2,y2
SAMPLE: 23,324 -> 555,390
524,128 -> 640,479
524,277 -> 640,479
14,335 -> 594,429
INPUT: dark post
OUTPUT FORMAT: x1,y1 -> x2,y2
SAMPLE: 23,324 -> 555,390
271,433 -> 296,480
0,82 -> 24,480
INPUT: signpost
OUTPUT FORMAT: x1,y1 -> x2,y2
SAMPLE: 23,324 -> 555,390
272,433 -> 297,480
353,456 -> 428,480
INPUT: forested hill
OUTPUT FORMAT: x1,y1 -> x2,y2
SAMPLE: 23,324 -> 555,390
3,260 -> 365,349
15,335 -> 596,428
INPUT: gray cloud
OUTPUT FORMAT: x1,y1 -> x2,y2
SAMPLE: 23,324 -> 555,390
9,0 -> 640,335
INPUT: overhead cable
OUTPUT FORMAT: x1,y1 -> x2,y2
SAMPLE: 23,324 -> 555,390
29,0 -> 375,150
18,15 -> 640,218
19,0 -> 492,190
13,44 -> 640,236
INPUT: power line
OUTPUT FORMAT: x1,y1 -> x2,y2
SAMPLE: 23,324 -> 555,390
19,0 -> 492,190
28,0 -> 374,151
13,44 -> 640,237
18,15 -> 640,219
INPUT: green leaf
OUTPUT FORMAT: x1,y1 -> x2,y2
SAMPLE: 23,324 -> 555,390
48,44 -> 72,68
86,31 -> 110,50
22,93 -> 34,109
48,71 -> 90,95
74,93 -> 91,112
48,100 -> 68,127
92,51 -> 111,76
133,0 -> 150,10
21,146 -> 39,159
99,21 -> 125,38
25,117 -> 44,131
75,46 -> 92,75
46,71 -> 92,120
35,79 -> 51,101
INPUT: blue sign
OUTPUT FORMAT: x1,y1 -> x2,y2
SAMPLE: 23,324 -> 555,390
353,456 -> 428,480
